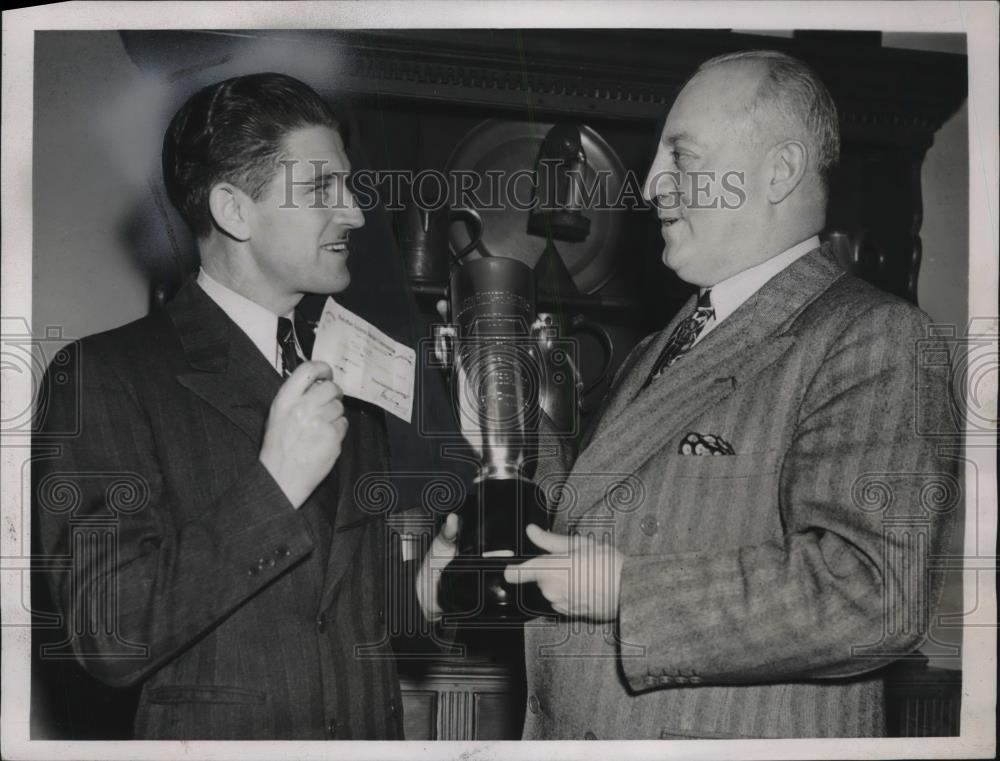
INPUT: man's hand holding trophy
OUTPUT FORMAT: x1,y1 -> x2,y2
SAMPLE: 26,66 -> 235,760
417,257 -> 623,625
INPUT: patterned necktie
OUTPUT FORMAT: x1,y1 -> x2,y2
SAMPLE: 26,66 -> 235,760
294,310 -> 317,360
277,316 -> 299,378
278,311 -> 319,378
640,289 -> 715,390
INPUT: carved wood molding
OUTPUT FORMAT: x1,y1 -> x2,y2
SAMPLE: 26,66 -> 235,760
122,29 -> 967,143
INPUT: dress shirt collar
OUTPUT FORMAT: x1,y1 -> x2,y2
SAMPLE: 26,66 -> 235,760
697,235 -> 820,342
196,268 -> 293,374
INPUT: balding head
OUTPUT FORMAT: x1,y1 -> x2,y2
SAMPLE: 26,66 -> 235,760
696,51 -> 840,192
642,51 -> 838,286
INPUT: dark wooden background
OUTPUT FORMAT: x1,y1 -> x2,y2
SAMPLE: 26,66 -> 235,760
32,28 -> 967,740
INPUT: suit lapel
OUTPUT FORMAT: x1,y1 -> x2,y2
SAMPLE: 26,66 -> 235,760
169,278 -> 375,608
563,245 -> 845,525
577,296 -> 697,451
319,403 -> 386,610
170,278 -> 281,444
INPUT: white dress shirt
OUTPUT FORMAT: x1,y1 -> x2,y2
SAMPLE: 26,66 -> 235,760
695,235 -> 820,344
197,268 -> 294,375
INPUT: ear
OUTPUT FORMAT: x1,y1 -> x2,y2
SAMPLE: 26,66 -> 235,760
207,183 -> 252,242
766,140 -> 807,204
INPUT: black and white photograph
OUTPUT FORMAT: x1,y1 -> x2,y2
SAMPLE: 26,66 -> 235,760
1,2 -> 996,759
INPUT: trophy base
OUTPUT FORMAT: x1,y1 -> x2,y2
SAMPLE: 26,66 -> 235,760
438,476 -> 555,625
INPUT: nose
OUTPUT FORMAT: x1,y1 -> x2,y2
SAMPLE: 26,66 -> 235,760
336,184 -> 365,229
642,146 -> 675,205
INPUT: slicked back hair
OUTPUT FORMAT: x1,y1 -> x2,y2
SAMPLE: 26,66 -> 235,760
162,72 -> 341,239
697,50 -> 840,185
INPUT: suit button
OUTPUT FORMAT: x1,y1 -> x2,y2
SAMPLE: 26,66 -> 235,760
317,615 -> 326,633
689,676 -> 703,684
640,516 -> 658,536
327,718 -> 337,738
660,675 -> 673,685
675,676 -> 687,684
584,731 -> 597,740
644,675 -> 658,687
527,694 -> 540,714
275,546 -> 291,557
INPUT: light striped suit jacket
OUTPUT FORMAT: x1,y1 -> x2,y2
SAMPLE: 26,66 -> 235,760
523,245 -> 959,739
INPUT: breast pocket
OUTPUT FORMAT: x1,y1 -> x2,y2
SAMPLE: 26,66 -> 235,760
653,450 -> 785,548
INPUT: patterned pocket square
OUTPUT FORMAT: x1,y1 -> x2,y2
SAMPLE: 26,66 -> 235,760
678,431 -> 735,456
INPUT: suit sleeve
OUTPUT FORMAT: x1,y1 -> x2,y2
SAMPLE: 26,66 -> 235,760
33,340 -> 316,688
616,303 -> 959,688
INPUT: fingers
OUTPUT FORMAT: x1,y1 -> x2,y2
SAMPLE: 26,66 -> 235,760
500,530 -> 623,621
503,526 -> 572,585
504,558 -> 542,585
441,512 -> 460,542
273,361 -> 334,407
503,554 -> 568,585
331,415 -> 349,439
287,364 -> 345,425
429,513 -> 461,562
303,377 -> 343,405
525,524 -> 572,555
303,390 -> 344,422
418,515 -> 460,622
503,557 -> 569,614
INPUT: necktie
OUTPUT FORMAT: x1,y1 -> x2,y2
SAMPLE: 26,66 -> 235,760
277,316 -> 299,378
294,310 -> 317,360
276,313 -> 338,530
277,311 -> 318,378
640,289 -> 714,390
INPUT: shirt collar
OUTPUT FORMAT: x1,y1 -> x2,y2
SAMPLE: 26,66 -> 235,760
705,235 -> 821,325
196,268 -> 293,373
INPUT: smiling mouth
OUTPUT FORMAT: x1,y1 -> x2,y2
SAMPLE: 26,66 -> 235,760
320,239 -> 350,253
660,217 -> 682,228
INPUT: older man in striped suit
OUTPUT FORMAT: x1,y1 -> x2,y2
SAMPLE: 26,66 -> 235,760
424,50 -> 958,739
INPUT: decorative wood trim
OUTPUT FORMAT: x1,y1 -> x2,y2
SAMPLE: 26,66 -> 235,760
123,29 -> 967,141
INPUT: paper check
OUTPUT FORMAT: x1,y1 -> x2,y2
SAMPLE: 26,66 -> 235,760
310,298 -> 416,423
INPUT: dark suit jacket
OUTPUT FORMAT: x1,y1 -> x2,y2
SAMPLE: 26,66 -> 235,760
525,245 -> 959,739
34,280 -> 403,739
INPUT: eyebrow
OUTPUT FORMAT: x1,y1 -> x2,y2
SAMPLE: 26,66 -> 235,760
309,171 -> 342,189
663,131 -> 700,147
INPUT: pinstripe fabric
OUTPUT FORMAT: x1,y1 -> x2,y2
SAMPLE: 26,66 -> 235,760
522,245 -> 958,739
34,279 -> 402,739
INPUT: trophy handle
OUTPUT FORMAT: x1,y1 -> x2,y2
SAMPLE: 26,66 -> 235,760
570,314 -> 615,401
433,324 -> 456,367
449,208 -> 485,263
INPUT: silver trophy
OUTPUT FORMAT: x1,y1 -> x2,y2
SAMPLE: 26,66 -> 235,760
433,255 -> 612,622
433,256 -> 551,622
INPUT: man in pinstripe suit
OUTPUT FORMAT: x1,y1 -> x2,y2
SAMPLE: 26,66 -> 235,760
34,74 -> 402,739
494,51 -> 959,738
